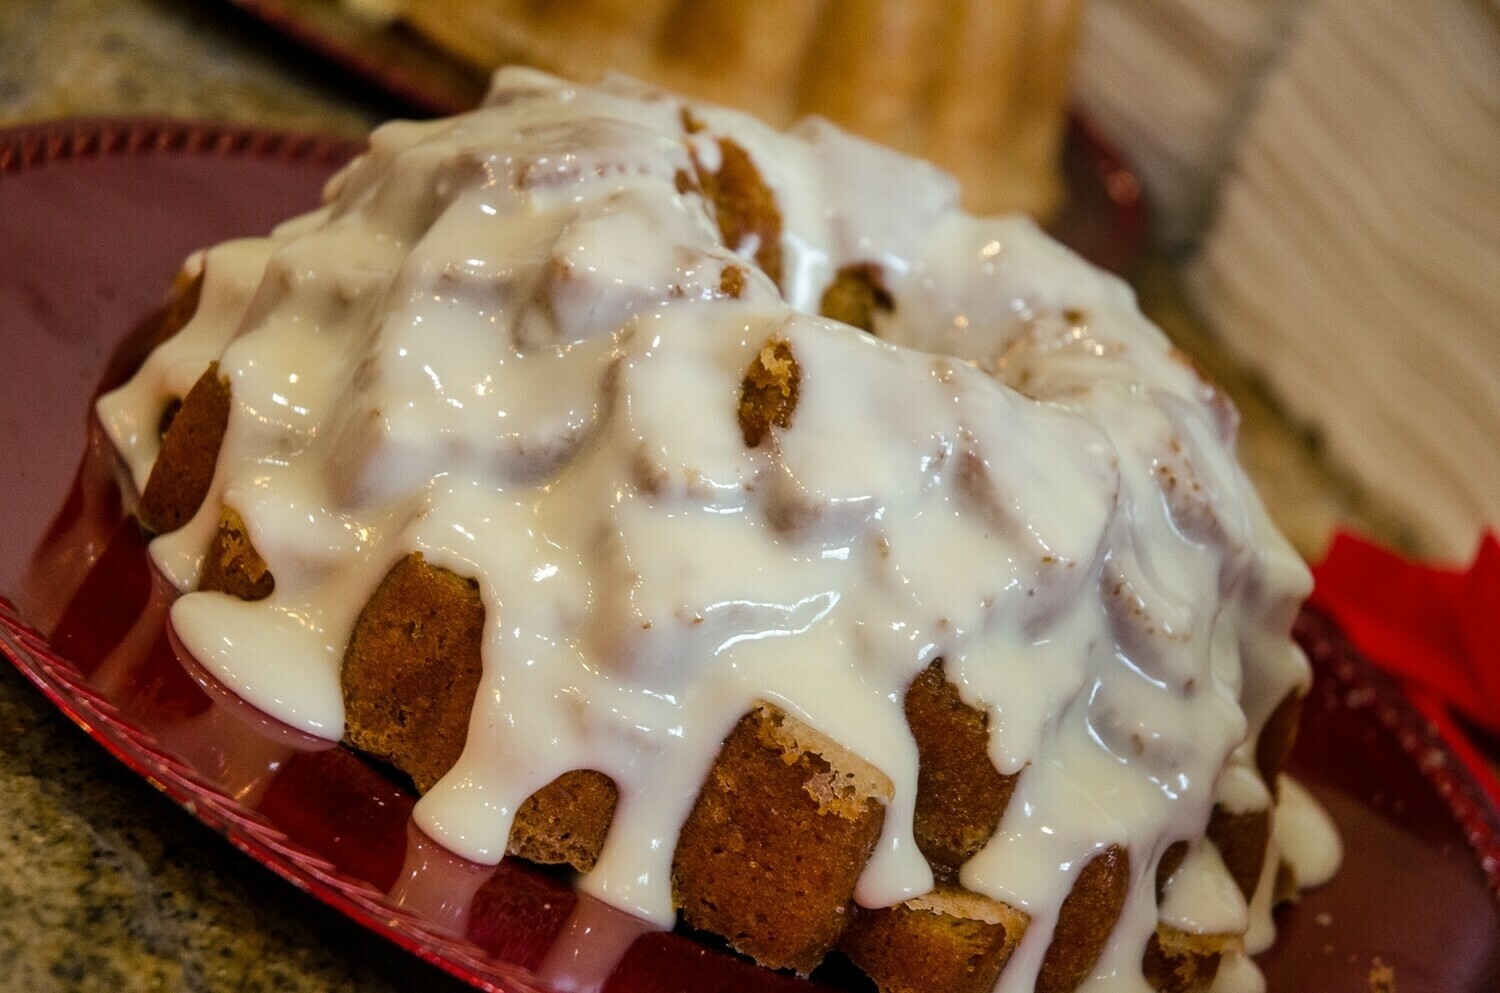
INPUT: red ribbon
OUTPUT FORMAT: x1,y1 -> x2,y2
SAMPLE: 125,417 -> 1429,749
1310,531 -> 1500,810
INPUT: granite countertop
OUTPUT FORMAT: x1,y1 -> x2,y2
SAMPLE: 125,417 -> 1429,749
0,3 -> 1412,991
0,0 -> 382,136
0,2 -> 464,989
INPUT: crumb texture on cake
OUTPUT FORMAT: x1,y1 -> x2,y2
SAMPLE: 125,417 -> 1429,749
98,69 -> 1336,993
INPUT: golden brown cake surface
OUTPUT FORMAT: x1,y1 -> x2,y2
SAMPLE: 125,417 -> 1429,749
342,553 -> 486,793
342,553 -> 620,869
817,262 -> 894,335
904,660 -> 1017,880
508,769 -> 619,873
198,507 -> 274,601
136,363 -> 228,535
672,705 -> 890,974
840,887 -> 1028,993
1035,845 -> 1131,993
1141,925 -> 1233,993
738,336 -> 801,448
692,133 -> 785,288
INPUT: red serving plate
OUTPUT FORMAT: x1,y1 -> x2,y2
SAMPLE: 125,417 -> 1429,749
0,119 -> 1497,993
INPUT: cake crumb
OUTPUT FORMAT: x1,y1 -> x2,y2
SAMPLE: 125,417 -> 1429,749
199,507 -> 275,601
738,336 -> 800,447
719,264 -> 748,298
692,138 -> 784,287
818,262 -> 894,334
1368,958 -> 1396,993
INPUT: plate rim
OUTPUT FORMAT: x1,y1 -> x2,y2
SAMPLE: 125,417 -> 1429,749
0,115 -> 361,176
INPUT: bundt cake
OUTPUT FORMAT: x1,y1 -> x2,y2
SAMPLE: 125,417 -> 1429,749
358,0 -> 1080,220
96,70 -> 1339,993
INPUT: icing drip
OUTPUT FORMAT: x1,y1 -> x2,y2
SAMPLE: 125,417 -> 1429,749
1275,775 -> 1341,889
1160,841 -> 1248,936
97,69 -> 1338,991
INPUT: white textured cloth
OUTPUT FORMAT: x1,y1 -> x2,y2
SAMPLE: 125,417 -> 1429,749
1074,0 -> 1304,246
1189,0 -> 1500,559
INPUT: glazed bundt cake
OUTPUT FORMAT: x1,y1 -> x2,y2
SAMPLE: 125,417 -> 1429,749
365,0 -> 1080,220
97,70 -> 1339,993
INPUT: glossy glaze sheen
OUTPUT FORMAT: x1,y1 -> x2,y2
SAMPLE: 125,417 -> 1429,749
0,119 -> 1496,993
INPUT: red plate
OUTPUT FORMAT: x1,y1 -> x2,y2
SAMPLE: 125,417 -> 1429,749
0,119 -> 1496,993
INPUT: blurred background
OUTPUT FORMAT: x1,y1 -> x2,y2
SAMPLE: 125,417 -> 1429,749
1,0 -> 1494,989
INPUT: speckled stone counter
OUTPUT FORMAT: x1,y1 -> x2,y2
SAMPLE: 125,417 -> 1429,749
0,3 -> 1414,991
0,2 -> 463,989
0,670 -> 473,992
0,0 -> 382,136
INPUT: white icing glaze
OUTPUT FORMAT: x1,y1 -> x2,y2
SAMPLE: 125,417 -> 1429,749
1160,840 -> 1248,936
1275,774 -> 1341,888
1242,830 -> 1281,957
1208,950 -> 1267,993
97,69 -> 1337,991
